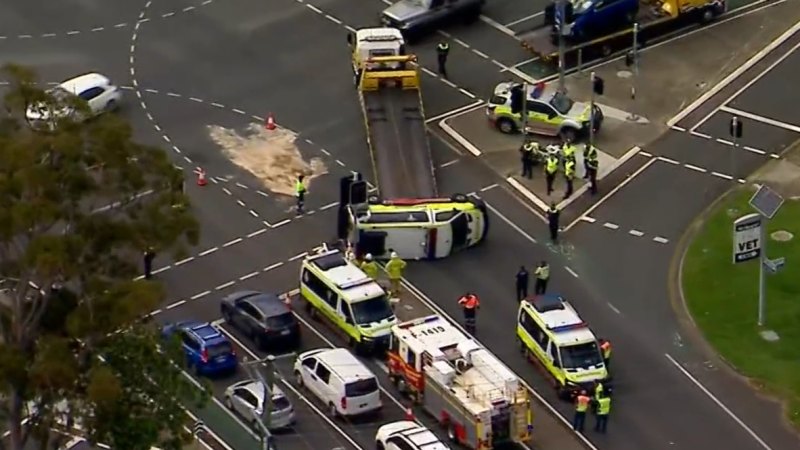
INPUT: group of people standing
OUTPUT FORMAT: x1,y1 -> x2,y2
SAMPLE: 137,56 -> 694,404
520,139 -> 600,198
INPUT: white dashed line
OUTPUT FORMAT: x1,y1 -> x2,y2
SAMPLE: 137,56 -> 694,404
603,222 -> 619,230
711,171 -> 734,180
272,219 -> 291,228
190,290 -> 211,300
690,131 -> 713,139
216,281 -> 236,291
210,102 -> 225,108
744,145 -> 766,155
223,238 -> 243,248
198,247 -> 219,257
607,303 -> 622,314
247,229 -> 268,239
66,30 -> 80,35
716,138 -> 734,145
239,272 -> 259,281
263,262 -> 285,272
174,257 -> 195,266
684,164 -> 707,173
256,191 -> 270,198
580,216 -> 597,223
249,210 -> 259,218
189,97 -> 203,103
653,236 -> 670,244
565,267 -> 579,278
656,156 -> 680,165
306,4 -> 323,13
166,300 -> 187,310
167,92 -> 181,97
320,202 -> 339,211
236,200 -> 246,207
628,229 -> 644,237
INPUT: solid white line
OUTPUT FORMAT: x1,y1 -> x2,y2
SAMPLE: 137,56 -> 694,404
565,266 -> 579,278
505,177 -> 549,211
690,131 -> 712,139
504,11 -> 544,27
425,100 -> 483,123
439,118 -> 483,156
603,222 -> 619,230
665,354 -> 773,450
720,105 -> 800,133
564,158 -> 657,232
479,14 -> 517,37
670,125 -> 687,132
199,247 -> 218,256
667,2 -> 797,126
483,201 -> 537,244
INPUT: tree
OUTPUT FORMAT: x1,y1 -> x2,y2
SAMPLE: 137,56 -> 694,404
0,64 -> 204,450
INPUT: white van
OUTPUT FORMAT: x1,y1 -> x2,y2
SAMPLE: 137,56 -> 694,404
293,348 -> 382,417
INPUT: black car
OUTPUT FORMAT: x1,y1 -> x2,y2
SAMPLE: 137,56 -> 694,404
220,291 -> 301,350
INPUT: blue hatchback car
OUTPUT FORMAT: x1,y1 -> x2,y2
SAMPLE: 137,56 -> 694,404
162,321 -> 238,376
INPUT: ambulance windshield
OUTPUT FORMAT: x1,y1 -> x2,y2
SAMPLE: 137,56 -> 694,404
351,296 -> 395,325
559,341 -> 603,369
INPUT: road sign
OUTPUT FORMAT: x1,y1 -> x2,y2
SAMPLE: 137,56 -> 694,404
192,420 -> 204,436
749,185 -> 784,219
733,213 -> 762,263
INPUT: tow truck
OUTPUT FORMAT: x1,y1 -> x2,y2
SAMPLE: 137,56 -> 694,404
342,29 -> 489,260
387,315 -> 533,449
519,0 -> 726,63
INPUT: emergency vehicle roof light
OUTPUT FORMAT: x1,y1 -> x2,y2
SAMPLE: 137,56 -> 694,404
338,277 -> 373,290
399,315 -> 440,329
362,35 -> 401,42
549,322 -> 587,333
385,197 -> 449,206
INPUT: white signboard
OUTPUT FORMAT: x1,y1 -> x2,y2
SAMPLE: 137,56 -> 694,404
733,213 -> 762,263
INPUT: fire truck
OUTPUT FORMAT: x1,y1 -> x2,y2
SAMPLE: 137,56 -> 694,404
387,315 -> 533,449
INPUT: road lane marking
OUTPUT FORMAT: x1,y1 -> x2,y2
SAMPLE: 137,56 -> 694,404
239,271 -> 259,281
246,228 -> 267,238
222,237 -> 242,247
603,222 -> 619,230
653,236 -> 670,244
684,163 -> 708,173
628,229 -> 644,237
263,262 -> 284,272
216,324 -> 365,450
174,256 -> 194,266
166,300 -> 186,310
607,303 -> 621,314
288,252 -> 308,262
665,354 -> 773,450
504,11 -> 544,27
439,159 -> 459,168
580,216 -> 596,223
565,266 -> 579,278
215,281 -> 236,291
720,105 -> 800,133
190,290 -> 210,300
688,37 -> 800,132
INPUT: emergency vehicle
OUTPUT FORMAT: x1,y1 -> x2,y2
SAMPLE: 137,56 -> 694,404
387,315 -> 533,449
516,295 -> 609,399
344,195 -> 489,261
299,244 -> 397,354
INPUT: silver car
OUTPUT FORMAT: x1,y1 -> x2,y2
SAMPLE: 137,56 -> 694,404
223,379 -> 295,430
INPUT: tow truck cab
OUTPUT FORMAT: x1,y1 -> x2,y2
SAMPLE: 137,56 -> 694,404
347,28 -> 406,83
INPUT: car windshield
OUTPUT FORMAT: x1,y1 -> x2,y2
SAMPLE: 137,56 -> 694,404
206,342 -> 232,358
549,92 -> 574,115
573,0 -> 594,15
559,342 -> 603,369
272,395 -> 292,411
350,296 -> 394,325
266,312 -> 295,329
345,378 -> 379,397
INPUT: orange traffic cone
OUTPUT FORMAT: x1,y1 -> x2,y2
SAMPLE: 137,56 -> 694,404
404,406 -> 414,421
265,113 -> 276,131
195,167 -> 207,186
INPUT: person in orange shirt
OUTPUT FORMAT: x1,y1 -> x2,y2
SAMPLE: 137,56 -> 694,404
573,390 -> 591,432
457,292 -> 480,333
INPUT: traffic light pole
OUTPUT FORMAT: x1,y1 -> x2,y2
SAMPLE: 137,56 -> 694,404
557,0 -> 567,93
242,354 -> 296,450
521,82 -> 529,139
589,72 -> 596,154
627,23 -> 640,122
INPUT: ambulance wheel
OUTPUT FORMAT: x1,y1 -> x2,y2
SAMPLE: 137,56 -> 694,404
396,377 -> 407,395
368,194 -> 381,204
450,193 -> 468,203
309,306 -> 319,321
328,402 -> 338,418
447,424 -> 457,442
496,118 -> 517,134
700,8 -> 715,24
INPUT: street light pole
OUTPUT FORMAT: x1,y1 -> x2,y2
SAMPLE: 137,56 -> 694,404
521,82 -> 529,138
557,0 -> 567,93
627,23 -> 640,121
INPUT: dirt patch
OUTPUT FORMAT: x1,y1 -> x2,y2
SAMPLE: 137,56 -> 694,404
207,124 -> 327,196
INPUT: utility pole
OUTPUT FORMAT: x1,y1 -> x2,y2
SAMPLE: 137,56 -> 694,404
557,0 -> 567,93
521,81 -> 529,139
730,116 -> 742,179
242,354 -> 295,450
589,72 -> 596,153
627,23 -> 640,122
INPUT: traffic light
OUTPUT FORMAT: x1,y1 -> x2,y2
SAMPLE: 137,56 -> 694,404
592,76 -> 604,96
730,117 -> 743,138
349,179 -> 368,205
510,85 -> 524,114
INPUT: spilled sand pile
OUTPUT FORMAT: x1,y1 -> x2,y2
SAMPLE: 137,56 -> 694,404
207,123 -> 327,196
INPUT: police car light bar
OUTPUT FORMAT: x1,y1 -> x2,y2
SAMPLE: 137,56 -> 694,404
549,322 -> 587,333
399,315 -> 440,329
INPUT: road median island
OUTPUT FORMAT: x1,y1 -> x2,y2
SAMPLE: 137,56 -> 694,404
680,143 -> 800,429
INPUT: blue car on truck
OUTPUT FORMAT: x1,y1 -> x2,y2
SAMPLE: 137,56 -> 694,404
162,321 -> 238,376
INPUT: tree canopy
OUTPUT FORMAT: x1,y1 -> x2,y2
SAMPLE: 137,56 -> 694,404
0,64 -> 204,450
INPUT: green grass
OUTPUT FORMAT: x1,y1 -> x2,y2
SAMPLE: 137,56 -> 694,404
683,188 -> 800,429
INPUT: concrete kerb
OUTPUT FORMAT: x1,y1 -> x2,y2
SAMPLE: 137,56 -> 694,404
438,103 -> 486,157
667,15 -> 800,127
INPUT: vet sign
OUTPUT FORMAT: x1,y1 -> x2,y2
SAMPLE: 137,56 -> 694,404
733,213 -> 762,263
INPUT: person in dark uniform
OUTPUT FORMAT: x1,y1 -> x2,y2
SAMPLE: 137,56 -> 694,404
515,266 -> 529,301
143,247 -> 156,279
520,142 -> 536,179
547,202 -> 560,243
436,41 -> 450,79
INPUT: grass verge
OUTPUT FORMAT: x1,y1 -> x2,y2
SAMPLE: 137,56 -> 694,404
682,187 -> 800,429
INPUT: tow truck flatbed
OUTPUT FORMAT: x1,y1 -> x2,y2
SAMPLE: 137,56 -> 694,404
363,87 -> 437,199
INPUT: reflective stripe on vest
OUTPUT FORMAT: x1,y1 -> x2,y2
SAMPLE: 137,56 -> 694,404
546,158 -> 558,174
597,397 -> 611,415
295,181 -> 306,194
576,395 -> 590,412
585,145 -> 598,161
601,341 -> 612,359
438,43 -> 450,51
563,145 -> 576,158
565,161 -> 576,178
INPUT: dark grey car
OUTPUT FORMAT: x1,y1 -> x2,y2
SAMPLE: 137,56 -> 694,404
220,291 -> 301,351
381,0 -> 485,41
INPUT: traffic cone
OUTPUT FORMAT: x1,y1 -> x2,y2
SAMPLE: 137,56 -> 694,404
265,113 -> 276,131
195,167 -> 207,186
404,405 -> 414,421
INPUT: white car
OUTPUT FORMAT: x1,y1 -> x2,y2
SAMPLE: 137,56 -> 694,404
376,421 -> 450,450
26,73 -> 122,123
223,379 -> 295,430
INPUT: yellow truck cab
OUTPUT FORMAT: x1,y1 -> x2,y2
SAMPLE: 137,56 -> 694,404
516,294 -> 609,399
346,195 -> 489,260
299,244 -> 397,354
348,27 -> 407,85
487,81 -> 603,141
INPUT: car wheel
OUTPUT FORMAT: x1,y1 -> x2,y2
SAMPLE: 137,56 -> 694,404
497,118 -> 516,134
309,306 -> 319,320
224,396 -> 234,410
328,402 -> 338,418
396,377 -> 407,394
255,335 -> 266,350
560,127 -> 577,142
105,99 -> 117,112
447,424 -> 457,442
700,8 -> 715,23
294,370 -> 304,387
221,307 -> 231,322
376,442 -> 385,450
